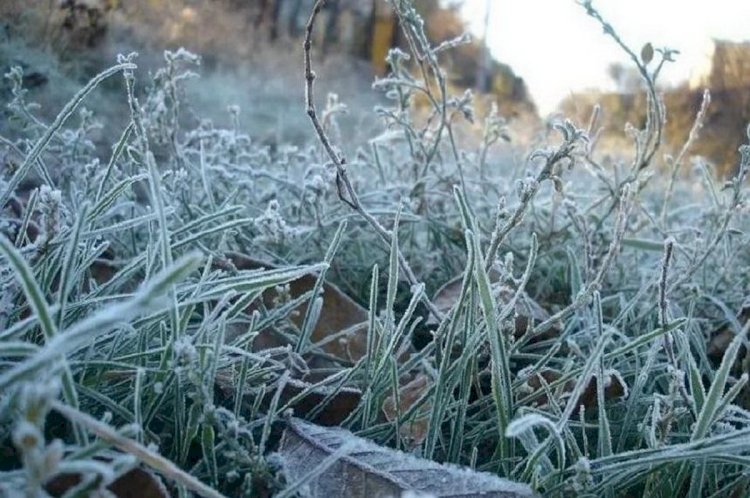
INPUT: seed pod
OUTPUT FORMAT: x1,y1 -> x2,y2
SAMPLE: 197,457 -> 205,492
641,43 -> 654,65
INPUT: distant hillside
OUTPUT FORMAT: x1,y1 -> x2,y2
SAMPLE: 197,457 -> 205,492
1,0 -> 537,121
560,40 -> 750,178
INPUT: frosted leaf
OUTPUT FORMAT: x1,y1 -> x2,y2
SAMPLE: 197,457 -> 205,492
279,418 -> 538,498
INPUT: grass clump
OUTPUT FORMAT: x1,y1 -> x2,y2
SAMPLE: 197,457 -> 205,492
1,1 -> 749,497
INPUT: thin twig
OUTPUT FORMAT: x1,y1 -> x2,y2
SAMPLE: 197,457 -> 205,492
303,0 -> 443,322
660,89 -> 711,224
581,1 -> 664,172
484,128 -> 582,271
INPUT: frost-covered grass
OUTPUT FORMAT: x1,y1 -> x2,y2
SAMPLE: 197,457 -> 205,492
1,0 -> 749,497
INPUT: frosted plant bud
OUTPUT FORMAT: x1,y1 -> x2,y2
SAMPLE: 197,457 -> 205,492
227,104 -> 240,118
83,158 -> 101,183
572,457 -> 593,492
641,42 -> 654,65
38,185 -> 64,243
624,122 -> 637,139
17,380 -> 59,427
254,199 -> 291,244
12,421 -> 42,451
42,439 -> 64,476
172,337 -> 198,368
457,89 -> 475,123
307,174 -> 325,192
514,176 -> 538,200
272,283 -> 292,308
562,198 -> 579,214
502,252 -> 514,272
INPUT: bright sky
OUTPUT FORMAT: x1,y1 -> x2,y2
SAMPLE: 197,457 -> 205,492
459,0 -> 750,115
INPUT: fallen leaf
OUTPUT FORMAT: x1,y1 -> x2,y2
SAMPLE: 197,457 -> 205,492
707,327 -> 735,362
210,254 -> 371,426
278,417 -> 539,498
707,302 -> 750,409
707,303 -> 750,363
222,252 -> 369,362
382,374 -> 432,448
45,467 -> 168,498
263,377 -> 362,426
522,368 -> 627,411
427,273 -> 559,339
213,338 -> 361,425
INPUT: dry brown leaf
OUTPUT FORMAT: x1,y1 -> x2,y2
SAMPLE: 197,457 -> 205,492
278,417 -> 538,498
261,377 -> 362,426
523,368 -> 627,410
427,272 -> 559,340
708,327 -> 736,362
707,303 -> 750,363
707,303 -> 750,409
641,42 -> 655,65
45,467 -> 168,498
223,252 -> 369,362
382,374 -> 432,449
215,360 -> 362,426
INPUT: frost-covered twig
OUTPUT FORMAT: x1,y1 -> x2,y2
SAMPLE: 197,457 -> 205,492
668,133 -> 749,293
485,121 -> 587,271
581,0 -> 667,173
660,90 -> 711,223
303,0 -> 443,321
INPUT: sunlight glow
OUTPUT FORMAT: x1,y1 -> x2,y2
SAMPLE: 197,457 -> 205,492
459,0 -> 750,115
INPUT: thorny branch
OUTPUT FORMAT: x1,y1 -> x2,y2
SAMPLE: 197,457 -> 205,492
303,0 -> 444,322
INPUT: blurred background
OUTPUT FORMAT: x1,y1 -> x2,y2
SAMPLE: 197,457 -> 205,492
1,0 -> 748,177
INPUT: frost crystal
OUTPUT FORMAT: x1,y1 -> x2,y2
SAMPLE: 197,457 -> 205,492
254,200 -> 296,244
571,457 -> 593,492
37,185 -> 64,244
515,176 -> 539,200
172,337 -> 198,370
